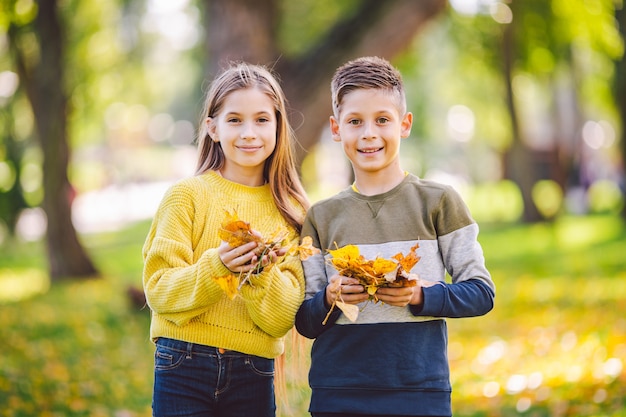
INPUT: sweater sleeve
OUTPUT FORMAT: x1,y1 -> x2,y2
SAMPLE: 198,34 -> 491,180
142,185 -> 231,326
239,235 -> 305,338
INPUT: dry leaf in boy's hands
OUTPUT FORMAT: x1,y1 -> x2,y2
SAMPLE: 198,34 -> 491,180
322,243 -> 421,322
328,243 -> 420,296
335,300 -> 359,322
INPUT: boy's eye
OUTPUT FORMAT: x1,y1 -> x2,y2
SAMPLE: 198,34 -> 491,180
377,117 -> 389,124
348,119 -> 361,125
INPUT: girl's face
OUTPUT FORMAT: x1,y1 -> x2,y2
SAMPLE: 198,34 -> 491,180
207,87 -> 277,186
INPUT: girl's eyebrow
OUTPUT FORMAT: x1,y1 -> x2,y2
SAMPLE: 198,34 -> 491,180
223,110 -> 273,116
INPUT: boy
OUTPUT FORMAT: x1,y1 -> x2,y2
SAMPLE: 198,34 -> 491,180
295,56 -> 495,417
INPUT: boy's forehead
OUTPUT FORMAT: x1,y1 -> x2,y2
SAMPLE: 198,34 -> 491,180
337,88 -> 405,115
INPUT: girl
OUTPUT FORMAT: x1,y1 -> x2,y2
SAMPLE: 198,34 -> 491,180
142,62 -> 309,417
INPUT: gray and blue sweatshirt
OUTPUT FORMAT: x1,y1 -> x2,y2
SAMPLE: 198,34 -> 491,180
295,173 -> 495,416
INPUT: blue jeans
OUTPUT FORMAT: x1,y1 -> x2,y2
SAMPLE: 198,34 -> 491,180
152,338 -> 276,417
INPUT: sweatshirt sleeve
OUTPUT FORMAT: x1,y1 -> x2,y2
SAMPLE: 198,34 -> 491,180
238,235 -> 305,338
142,185 -> 230,326
411,188 -> 495,318
295,211 -> 341,338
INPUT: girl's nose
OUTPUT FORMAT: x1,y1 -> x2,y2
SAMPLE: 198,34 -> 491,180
241,122 -> 257,139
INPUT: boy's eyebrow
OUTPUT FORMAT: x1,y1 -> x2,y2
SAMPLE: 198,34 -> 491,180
340,109 -> 396,117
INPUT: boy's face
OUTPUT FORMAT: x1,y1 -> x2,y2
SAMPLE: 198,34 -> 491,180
330,88 -> 412,177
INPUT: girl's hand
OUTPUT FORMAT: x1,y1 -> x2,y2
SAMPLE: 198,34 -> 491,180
325,275 -> 368,308
218,240 -> 260,273
248,229 -> 285,270
256,247 -> 280,270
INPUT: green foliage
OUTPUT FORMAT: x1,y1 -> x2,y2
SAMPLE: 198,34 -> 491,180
277,0 -> 360,56
1,215 -> 625,416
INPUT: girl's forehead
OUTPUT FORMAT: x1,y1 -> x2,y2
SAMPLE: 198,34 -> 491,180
220,87 -> 275,112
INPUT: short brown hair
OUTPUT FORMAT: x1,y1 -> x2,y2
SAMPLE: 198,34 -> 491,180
331,56 -> 406,117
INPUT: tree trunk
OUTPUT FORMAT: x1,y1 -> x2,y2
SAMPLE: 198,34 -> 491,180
204,0 -> 447,163
205,0 -> 279,76
8,0 -> 98,280
500,11 -> 542,222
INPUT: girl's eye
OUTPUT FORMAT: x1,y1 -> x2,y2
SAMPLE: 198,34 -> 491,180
227,117 -> 240,123
257,117 -> 269,123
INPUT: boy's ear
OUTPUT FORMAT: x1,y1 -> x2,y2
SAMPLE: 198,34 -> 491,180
206,117 -> 218,142
401,112 -> 413,138
330,116 -> 341,142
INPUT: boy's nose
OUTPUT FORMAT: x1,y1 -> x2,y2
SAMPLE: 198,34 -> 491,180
362,122 -> 376,139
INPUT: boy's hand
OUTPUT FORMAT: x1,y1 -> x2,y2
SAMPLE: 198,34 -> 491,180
375,285 -> 421,307
325,275 -> 368,307
376,276 -> 437,307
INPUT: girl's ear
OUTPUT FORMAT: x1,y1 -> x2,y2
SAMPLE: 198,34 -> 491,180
330,116 -> 341,142
206,117 -> 218,142
400,112 -> 413,139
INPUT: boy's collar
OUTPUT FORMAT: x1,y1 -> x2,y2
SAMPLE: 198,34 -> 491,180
351,171 -> 409,194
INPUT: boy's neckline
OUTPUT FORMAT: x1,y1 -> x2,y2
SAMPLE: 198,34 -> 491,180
351,171 -> 409,195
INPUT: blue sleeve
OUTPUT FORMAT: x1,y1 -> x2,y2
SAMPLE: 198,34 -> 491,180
410,278 -> 495,317
295,208 -> 343,339
295,289 -> 341,339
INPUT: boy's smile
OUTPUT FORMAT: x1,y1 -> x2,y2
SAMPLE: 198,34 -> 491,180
330,88 -> 412,192
359,146 -> 384,154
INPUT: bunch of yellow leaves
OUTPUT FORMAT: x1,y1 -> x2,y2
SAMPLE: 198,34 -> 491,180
323,243 -> 420,323
215,210 -> 320,299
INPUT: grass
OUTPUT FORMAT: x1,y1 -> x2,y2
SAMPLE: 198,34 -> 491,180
0,215 -> 625,416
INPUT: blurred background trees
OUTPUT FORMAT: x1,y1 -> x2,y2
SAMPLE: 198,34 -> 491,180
0,0 -> 624,281
6,0 -> 98,279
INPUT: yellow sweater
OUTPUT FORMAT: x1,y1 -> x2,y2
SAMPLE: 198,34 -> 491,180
142,170 -> 305,359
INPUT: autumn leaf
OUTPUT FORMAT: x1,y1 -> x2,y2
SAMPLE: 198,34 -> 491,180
294,236 -> 321,260
328,244 -> 361,261
321,277 -> 362,324
215,274 -> 240,300
393,243 -> 421,275
325,243 -> 421,319
336,300 -> 359,322
215,210 -> 320,298
372,258 -> 400,281
218,210 -> 262,247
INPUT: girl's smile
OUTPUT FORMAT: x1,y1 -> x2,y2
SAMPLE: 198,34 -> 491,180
206,87 -> 277,186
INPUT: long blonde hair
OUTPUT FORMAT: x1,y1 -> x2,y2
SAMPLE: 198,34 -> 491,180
196,62 -> 309,232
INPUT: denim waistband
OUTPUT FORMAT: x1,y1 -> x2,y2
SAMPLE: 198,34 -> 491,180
155,337 -> 248,357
